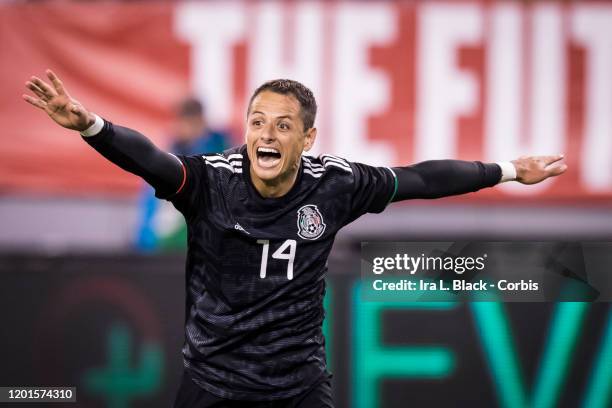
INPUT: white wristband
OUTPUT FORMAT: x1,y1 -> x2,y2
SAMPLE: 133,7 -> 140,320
80,114 -> 104,137
497,161 -> 517,183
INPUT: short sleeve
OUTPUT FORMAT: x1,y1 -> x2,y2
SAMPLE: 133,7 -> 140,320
348,162 -> 397,220
163,154 -> 209,220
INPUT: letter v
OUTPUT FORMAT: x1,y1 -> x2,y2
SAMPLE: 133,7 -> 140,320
470,302 -> 588,408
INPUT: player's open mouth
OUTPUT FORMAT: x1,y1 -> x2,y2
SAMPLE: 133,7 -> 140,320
256,147 -> 282,169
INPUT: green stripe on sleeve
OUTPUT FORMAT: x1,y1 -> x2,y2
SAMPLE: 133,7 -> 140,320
385,167 -> 398,207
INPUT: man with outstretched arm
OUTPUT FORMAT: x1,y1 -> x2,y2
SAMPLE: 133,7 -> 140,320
23,70 -> 566,408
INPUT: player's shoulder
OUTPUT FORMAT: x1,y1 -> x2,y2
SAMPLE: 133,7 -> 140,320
200,145 -> 246,175
301,153 -> 354,181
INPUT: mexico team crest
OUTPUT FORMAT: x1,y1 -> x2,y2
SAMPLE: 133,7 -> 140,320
297,205 -> 326,240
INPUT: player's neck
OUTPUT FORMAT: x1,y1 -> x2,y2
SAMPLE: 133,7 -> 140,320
250,165 -> 300,198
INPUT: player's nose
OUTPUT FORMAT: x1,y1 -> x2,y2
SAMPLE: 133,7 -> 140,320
260,125 -> 276,143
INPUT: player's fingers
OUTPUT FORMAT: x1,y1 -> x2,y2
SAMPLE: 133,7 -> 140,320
30,76 -> 56,98
542,154 -> 565,166
46,69 -> 67,96
22,94 -> 47,110
25,81 -> 47,99
546,162 -> 568,177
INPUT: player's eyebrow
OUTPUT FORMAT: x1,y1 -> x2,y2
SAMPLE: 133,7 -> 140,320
250,111 -> 294,121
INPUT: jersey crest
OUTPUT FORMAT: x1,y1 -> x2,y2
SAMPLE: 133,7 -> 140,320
297,204 -> 326,240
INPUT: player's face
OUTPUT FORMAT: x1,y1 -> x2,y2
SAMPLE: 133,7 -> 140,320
246,91 -> 316,194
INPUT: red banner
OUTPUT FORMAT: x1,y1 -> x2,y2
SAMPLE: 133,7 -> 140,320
2,1 -> 611,203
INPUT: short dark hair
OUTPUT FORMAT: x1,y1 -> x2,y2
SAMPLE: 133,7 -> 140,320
248,79 -> 317,131
177,97 -> 204,118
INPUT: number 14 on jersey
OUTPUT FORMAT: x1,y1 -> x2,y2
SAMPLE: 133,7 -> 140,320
257,239 -> 297,280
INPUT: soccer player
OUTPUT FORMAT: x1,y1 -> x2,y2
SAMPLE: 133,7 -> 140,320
23,70 -> 566,407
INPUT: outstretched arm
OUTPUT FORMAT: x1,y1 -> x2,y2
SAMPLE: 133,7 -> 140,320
23,70 -> 184,198
391,156 -> 566,201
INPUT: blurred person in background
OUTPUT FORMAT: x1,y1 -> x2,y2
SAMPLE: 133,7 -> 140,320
135,97 -> 231,251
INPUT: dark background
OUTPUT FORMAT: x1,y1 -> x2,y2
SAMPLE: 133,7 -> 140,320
0,252 -> 609,408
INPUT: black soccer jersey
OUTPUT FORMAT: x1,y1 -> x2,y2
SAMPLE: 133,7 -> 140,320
167,144 -> 396,401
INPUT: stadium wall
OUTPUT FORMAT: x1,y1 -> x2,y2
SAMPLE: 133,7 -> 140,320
3,1 -> 612,203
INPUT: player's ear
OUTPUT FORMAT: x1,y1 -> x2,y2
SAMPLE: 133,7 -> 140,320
303,127 -> 317,152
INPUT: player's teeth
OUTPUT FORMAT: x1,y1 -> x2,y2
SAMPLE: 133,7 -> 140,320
258,147 -> 279,154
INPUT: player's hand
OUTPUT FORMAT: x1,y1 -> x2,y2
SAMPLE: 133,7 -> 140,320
22,69 -> 95,132
511,154 -> 567,185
